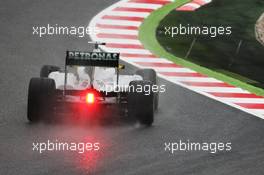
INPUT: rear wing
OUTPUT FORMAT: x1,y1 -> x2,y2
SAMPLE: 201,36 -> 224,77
63,49 -> 121,96
66,51 -> 119,67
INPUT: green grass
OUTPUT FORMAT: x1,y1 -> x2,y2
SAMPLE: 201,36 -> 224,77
139,0 -> 264,97
157,0 -> 264,88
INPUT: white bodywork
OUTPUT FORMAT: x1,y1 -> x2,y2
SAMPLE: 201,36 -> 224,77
48,66 -> 142,93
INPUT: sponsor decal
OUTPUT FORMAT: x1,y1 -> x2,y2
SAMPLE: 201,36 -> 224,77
66,51 -> 119,67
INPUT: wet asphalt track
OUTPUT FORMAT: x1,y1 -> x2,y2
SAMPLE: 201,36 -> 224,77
1,0 -> 264,174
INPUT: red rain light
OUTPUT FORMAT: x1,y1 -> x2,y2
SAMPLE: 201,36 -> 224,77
86,93 -> 95,104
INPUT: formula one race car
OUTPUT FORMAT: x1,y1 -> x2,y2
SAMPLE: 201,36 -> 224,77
27,42 -> 159,126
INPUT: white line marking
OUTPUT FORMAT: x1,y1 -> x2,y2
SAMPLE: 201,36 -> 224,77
143,67 -> 196,73
95,38 -> 141,45
97,28 -> 138,35
191,87 -> 250,93
167,77 -> 223,83
119,2 -> 162,9
122,58 -> 173,63
219,98 -> 264,104
100,46 -> 152,54
97,19 -> 141,26
108,11 -> 150,18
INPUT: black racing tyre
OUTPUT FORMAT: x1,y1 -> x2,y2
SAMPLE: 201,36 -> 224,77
40,65 -> 61,78
136,69 -> 159,110
128,80 -> 154,126
27,77 -> 56,122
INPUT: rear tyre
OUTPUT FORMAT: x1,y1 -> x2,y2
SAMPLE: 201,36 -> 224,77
27,77 -> 56,122
40,65 -> 61,78
136,69 -> 159,110
128,80 -> 154,126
